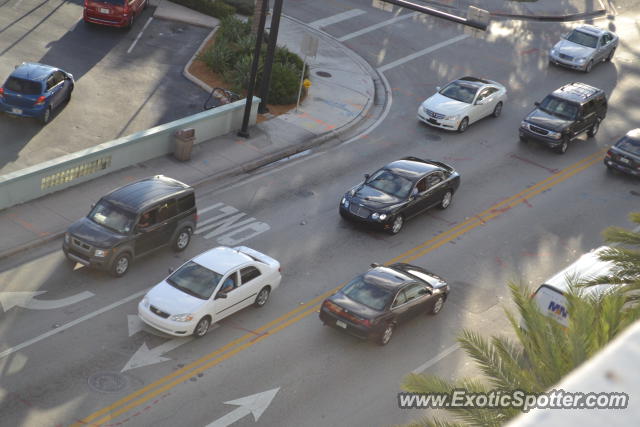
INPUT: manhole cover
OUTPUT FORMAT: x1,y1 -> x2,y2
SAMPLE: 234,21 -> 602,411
88,372 -> 129,393
315,71 -> 332,78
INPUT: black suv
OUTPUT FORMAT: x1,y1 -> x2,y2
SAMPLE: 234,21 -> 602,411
63,175 -> 197,277
519,82 -> 607,154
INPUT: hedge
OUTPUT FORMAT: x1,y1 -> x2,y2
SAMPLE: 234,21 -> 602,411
169,0 -> 235,19
201,16 -> 309,105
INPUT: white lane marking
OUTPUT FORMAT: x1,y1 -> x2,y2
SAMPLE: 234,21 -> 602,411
122,337 -> 193,372
127,17 -> 153,54
309,9 -> 366,28
411,343 -> 460,374
0,291 -> 94,312
378,34 -> 469,72
195,202 -> 271,244
0,289 -> 148,360
206,388 -> 280,427
128,314 -> 146,336
339,12 -> 418,41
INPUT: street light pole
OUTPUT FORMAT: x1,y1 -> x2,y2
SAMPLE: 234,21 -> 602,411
238,0 -> 269,138
258,0 -> 284,114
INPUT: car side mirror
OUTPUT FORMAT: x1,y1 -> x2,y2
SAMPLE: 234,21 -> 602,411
215,292 -> 228,299
435,86 -> 441,91
370,262 -> 381,268
475,98 -> 485,105
364,173 -> 370,181
534,101 -> 540,107
168,267 -> 174,274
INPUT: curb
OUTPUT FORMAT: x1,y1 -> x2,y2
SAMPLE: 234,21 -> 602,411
490,9 -> 607,21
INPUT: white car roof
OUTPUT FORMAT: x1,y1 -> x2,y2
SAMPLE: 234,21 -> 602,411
543,246 -> 616,296
192,246 -> 255,274
576,25 -> 606,36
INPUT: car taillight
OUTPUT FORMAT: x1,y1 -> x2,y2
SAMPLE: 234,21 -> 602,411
605,149 -> 613,158
0,87 -> 4,98
34,96 -> 46,106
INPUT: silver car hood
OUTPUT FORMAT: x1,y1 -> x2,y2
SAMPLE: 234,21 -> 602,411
554,39 -> 595,59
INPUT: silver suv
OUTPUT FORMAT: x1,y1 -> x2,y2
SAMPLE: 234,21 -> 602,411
549,25 -> 618,73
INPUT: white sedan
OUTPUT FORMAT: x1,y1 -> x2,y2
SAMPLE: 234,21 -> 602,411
138,246 -> 281,337
417,76 -> 507,133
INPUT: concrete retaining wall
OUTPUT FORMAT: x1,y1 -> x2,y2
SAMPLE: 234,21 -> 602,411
0,97 -> 259,211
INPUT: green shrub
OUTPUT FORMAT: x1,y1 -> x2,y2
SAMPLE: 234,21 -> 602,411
217,16 -> 248,43
211,0 -> 235,18
224,0 -> 254,15
268,63 -> 303,105
225,54 -> 256,92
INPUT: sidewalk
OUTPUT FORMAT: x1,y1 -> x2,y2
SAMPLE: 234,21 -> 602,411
0,0 -> 609,259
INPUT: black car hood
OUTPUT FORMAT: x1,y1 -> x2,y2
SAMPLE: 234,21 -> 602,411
330,292 -> 383,320
350,184 -> 402,210
525,109 -> 572,132
67,217 -> 124,248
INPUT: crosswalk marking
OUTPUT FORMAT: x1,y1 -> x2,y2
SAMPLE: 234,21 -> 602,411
378,34 -> 469,72
309,9 -> 366,29
338,12 -> 418,41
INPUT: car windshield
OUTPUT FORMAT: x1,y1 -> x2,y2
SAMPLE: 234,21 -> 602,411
439,81 -> 478,104
617,136 -> 640,155
566,30 -> 599,48
341,276 -> 393,311
538,96 -> 578,120
166,261 -> 223,300
5,77 -> 41,95
88,200 -> 136,234
366,169 -> 414,198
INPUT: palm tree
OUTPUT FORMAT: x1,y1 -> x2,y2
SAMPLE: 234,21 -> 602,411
401,281 -> 640,427
582,212 -> 640,303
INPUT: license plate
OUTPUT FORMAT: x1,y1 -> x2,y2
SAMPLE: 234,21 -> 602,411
335,320 -> 347,329
100,7 -> 110,13
620,157 -> 630,164
11,107 -> 22,114
428,118 -> 439,125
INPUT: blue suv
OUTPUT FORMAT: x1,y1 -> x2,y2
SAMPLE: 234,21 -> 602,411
0,63 -> 74,124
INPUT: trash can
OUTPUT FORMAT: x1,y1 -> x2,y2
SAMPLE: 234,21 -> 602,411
174,128 -> 195,161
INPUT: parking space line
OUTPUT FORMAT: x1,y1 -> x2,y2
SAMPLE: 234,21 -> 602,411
411,343 -> 460,374
309,9 -> 366,29
127,17 -> 153,54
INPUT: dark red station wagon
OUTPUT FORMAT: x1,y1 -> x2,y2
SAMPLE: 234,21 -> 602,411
83,0 -> 148,28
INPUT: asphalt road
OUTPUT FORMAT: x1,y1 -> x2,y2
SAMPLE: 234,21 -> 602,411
0,0 -> 208,174
1,1 -> 639,427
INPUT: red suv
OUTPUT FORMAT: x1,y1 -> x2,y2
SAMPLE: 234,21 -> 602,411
84,0 -> 148,28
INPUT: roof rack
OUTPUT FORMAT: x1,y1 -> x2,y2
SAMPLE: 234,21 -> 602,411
558,82 -> 598,99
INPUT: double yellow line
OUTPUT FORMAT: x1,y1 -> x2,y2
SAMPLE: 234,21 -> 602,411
74,148 -> 606,426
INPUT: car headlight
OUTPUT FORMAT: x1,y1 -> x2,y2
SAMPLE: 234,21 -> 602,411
141,296 -> 150,308
371,213 -> 388,221
576,57 -> 587,64
550,48 -> 557,56
94,249 -> 110,257
170,313 -> 194,322
64,233 -> 70,244
520,120 -> 528,129
546,130 -> 561,139
341,197 -> 350,208
444,114 -> 459,121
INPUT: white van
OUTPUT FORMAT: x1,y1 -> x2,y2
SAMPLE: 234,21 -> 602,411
531,246 -> 617,327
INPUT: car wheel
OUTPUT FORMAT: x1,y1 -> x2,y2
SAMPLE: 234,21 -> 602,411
41,106 -> 52,124
492,102 -> 503,118
378,322 -> 394,346
457,117 -> 469,133
390,215 -> 404,235
584,60 -> 593,73
254,286 -> 271,307
556,138 -> 569,155
110,253 -> 131,277
430,296 -> 445,315
587,118 -> 601,138
606,48 -> 616,62
193,317 -> 210,338
439,191 -> 453,210
172,227 -> 192,252
127,14 -> 135,28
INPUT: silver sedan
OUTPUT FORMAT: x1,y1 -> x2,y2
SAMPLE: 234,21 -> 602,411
549,25 -> 618,73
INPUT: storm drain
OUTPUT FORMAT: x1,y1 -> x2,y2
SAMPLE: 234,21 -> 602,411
315,71 -> 332,78
88,372 -> 129,393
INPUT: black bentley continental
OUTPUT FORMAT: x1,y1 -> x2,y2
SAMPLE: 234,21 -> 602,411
339,157 -> 460,234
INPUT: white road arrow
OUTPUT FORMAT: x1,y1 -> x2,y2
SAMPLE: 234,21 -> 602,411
127,314 -> 146,336
0,291 -> 94,312
206,388 -> 280,427
121,337 -> 193,372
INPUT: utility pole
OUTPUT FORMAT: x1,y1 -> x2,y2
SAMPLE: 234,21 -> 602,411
258,0 -> 284,114
238,0 -> 269,138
